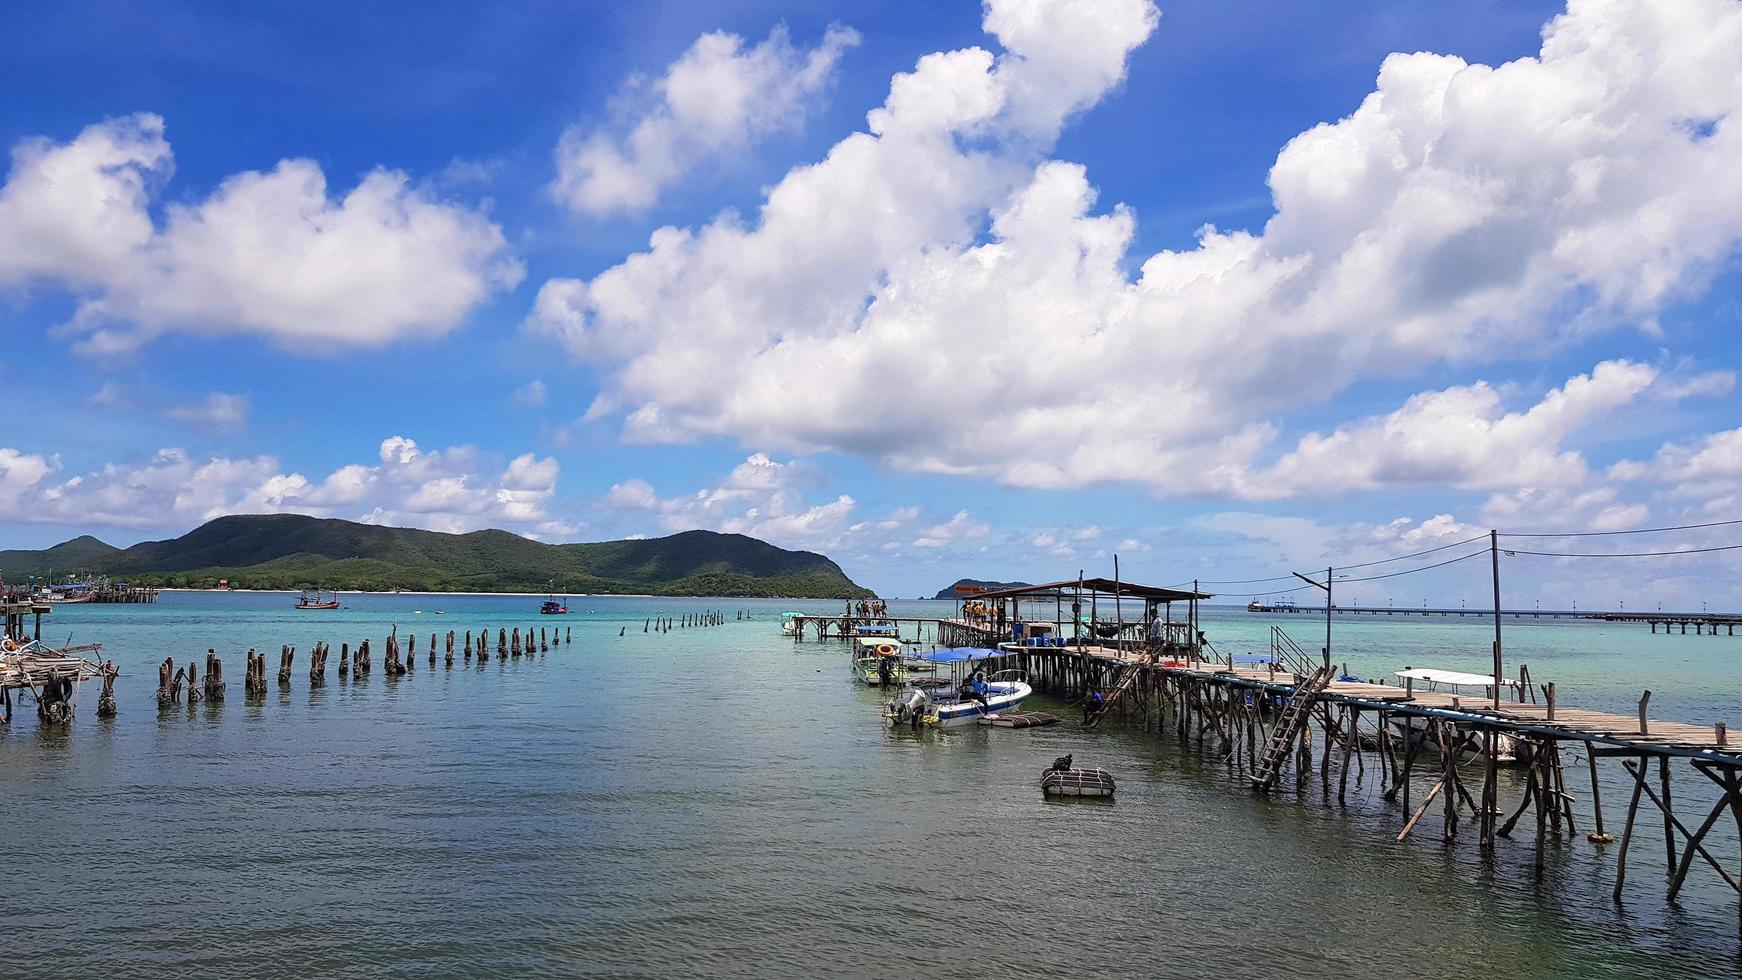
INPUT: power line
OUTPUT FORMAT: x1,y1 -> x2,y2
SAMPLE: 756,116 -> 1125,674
1210,583 -> 1318,599
1337,548 -> 1490,583
1184,531 -> 1489,587
1503,542 -> 1742,559
1500,517 -> 1742,538
1335,533 -> 1489,571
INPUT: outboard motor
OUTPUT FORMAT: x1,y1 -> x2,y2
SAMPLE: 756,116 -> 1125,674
891,688 -> 929,727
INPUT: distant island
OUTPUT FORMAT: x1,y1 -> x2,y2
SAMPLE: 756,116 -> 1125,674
0,514 -> 873,598
932,578 -> 1032,600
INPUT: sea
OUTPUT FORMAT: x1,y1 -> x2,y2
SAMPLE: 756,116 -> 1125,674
2,592 -> 1738,979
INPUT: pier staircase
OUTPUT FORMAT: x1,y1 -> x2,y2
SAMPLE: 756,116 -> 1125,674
1268,626 -> 1316,677
1085,661 -> 1146,728
1250,664 -> 1332,789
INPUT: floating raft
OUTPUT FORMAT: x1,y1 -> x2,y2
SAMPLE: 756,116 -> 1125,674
980,710 -> 1060,728
1041,767 -> 1116,798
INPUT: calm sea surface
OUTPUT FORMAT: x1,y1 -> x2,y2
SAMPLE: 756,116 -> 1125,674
3,592 -> 1739,978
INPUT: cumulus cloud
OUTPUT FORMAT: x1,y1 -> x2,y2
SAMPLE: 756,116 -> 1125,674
513,379 -> 549,406
529,0 -> 1742,500
1247,360 -> 1702,498
914,510 -> 992,549
0,114 -> 521,354
551,24 -> 860,216
0,437 -> 570,537
597,451 -> 870,551
165,392 -> 250,434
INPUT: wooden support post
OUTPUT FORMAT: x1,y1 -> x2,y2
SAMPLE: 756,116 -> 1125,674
1659,756 -> 1675,879
1587,748 -> 1614,843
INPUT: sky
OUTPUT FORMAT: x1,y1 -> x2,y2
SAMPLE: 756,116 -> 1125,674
2,0 -> 1741,606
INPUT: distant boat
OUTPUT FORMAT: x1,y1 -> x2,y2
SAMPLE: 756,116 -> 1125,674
541,597 -> 570,615
780,611 -> 802,635
296,590 -> 340,610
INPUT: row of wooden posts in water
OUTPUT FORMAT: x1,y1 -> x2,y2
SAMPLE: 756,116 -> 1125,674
634,610 -> 734,634
151,624 -> 575,706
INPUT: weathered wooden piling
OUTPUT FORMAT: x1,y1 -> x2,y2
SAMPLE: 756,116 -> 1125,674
278,645 -> 293,686
339,642 -> 351,678
511,627 -> 522,658
463,630 -> 473,661
96,660 -> 118,717
429,632 -> 437,667
204,651 -> 226,701
497,628 -> 507,659
185,659 -> 202,703
310,642 -> 328,685
244,649 -> 264,695
36,672 -> 74,723
445,630 -> 454,668
540,627 -> 548,653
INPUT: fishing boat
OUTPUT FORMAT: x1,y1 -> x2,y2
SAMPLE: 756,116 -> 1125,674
540,597 -> 570,615
1391,667 -> 1525,765
295,590 -> 340,610
852,637 -> 906,686
884,648 -> 1031,727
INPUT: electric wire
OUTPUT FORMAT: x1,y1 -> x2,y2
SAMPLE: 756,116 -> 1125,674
1502,542 -> 1742,559
1500,517 -> 1742,538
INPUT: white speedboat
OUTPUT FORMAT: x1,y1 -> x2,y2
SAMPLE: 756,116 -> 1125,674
780,611 -> 802,635
1391,667 -> 1525,766
884,647 -> 1030,727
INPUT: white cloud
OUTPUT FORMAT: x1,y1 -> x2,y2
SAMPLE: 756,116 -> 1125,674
596,452 -> 936,558
0,114 -> 521,354
513,379 -> 549,406
530,0 -> 1742,500
0,437 -> 571,537
1031,531 -> 1074,557
1250,359 -> 1674,498
914,510 -> 992,549
551,24 -> 860,216
165,392 -> 250,434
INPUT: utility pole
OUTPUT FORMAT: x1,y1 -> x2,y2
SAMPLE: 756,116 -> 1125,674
1293,566 -> 1334,672
1490,529 -> 1503,710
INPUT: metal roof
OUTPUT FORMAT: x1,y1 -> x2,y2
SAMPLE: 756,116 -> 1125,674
970,577 -> 1213,602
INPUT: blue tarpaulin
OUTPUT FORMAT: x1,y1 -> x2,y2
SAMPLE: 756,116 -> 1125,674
911,647 -> 1002,663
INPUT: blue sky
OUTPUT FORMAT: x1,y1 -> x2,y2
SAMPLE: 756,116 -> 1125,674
2,0 -> 1741,605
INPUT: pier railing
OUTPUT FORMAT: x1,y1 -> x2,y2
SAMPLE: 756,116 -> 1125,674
1268,626 -> 1315,676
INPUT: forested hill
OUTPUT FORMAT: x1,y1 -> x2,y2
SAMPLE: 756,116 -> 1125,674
0,515 -> 873,597
932,578 -> 1033,600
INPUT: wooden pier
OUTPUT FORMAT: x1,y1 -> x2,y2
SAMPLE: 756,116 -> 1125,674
1248,603 -> 1742,634
0,600 -> 108,725
966,631 -> 1742,938
786,615 -> 1001,646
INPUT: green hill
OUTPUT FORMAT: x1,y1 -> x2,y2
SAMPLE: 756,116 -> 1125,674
0,515 -> 872,597
932,578 -> 1032,600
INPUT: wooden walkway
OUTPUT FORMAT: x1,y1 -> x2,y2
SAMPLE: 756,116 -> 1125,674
976,634 -> 1742,940
1051,645 -> 1738,759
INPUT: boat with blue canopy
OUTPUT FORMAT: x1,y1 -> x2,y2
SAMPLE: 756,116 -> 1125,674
884,648 -> 1031,727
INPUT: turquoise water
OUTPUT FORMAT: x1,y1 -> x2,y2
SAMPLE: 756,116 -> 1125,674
3,593 -> 1738,978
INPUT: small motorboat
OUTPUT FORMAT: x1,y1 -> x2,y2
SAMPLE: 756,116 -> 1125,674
853,637 -> 906,686
780,611 -> 802,635
1040,756 -> 1115,798
884,648 -> 1031,727
1390,667 -> 1526,765
295,590 -> 340,610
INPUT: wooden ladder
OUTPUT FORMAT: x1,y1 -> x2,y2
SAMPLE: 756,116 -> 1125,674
1085,661 -> 1146,728
1250,665 -> 1332,789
